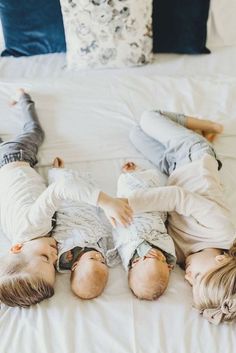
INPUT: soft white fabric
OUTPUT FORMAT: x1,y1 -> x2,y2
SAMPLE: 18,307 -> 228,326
129,155 -> 236,264
48,167 -> 117,272
113,167 -> 176,270
207,0 -> 236,48
59,0 -> 152,69
0,162 -> 100,244
1,49 -> 236,353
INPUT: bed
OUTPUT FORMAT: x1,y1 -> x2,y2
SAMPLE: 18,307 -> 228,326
1,2 -> 236,353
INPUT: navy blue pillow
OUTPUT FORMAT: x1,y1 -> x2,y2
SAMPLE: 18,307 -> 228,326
153,0 -> 210,54
0,0 -> 66,57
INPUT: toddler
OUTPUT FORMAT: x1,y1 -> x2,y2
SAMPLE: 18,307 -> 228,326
49,157 -> 120,300
113,161 -> 176,300
129,109 -> 236,324
0,90 -> 132,307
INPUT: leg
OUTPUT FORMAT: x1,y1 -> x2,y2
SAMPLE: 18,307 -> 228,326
140,110 -> 199,149
0,91 -> 44,168
139,111 -> 219,173
153,110 -> 223,142
130,125 -> 171,174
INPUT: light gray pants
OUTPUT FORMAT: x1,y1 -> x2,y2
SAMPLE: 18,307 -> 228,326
130,110 -> 221,175
0,93 -> 44,168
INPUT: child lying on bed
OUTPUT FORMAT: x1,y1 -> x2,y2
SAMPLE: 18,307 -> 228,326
0,90 -> 132,308
113,162 -> 176,300
129,110 -> 236,324
48,157 -> 121,300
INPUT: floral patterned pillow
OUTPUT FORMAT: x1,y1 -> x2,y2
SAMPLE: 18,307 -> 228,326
59,0 -> 153,69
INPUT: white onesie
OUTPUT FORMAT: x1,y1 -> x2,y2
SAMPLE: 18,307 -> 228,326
48,167 -> 118,272
113,167 -> 176,270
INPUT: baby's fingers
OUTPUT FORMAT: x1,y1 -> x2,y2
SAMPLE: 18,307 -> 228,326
118,214 -> 131,227
109,217 -> 117,228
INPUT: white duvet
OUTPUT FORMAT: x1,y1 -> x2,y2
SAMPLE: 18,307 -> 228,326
0,49 -> 236,353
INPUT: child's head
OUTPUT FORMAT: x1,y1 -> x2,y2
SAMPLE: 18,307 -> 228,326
0,237 -> 58,307
188,244 -> 236,324
70,250 -> 108,299
128,248 -> 171,300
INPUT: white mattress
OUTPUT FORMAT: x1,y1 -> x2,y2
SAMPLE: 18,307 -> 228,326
0,48 -> 236,353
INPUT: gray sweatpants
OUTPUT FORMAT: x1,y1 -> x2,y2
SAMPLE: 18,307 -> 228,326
0,93 -> 44,168
130,110 -> 221,175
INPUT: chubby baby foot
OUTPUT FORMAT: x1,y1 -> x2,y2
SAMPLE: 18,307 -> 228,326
186,116 -> 223,142
122,162 -> 137,173
53,157 -> 65,168
10,88 -> 26,106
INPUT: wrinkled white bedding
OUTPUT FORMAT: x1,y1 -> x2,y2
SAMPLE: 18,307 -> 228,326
0,48 -> 236,353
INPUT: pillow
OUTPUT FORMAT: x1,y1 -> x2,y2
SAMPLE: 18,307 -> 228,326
207,0 -> 236,47
59,0 -> 153,69
153,0 -> 210,54
0,20 -> 4,53
0,0 -> 66,57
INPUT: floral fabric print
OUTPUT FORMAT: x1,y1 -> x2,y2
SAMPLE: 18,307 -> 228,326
60,0 -> 153,69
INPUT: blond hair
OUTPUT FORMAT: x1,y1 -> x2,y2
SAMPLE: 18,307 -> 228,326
193,242 -> 236,324
0,255 -> 54,307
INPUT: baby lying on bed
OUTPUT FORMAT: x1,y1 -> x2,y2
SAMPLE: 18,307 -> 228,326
113,162 -> 176,300
0,90 -> 132,308
49,158 -> 120,300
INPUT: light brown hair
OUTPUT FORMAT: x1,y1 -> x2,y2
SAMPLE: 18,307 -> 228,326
193,241 -> 236,324
0,255 -> 54,307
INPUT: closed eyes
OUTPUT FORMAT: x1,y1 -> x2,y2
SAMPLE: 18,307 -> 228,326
89,257 -> 106,264
42,254 -> 49,262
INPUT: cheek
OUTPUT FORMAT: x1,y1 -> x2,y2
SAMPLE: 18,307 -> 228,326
49,269 -> 56,284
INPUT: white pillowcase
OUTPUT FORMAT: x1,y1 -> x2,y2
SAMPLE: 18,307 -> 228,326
207,0 -> 236,47
59,0 -> 153,69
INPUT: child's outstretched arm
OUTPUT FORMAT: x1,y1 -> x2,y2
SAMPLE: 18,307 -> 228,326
128,185 -> 233,231
24,173 -> 132,241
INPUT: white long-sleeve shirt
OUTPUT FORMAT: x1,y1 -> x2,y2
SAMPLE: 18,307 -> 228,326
0,162 -> 100,244
128,154 -> 236,264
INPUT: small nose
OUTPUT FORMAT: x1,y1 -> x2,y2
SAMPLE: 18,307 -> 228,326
51,250 -> 58,262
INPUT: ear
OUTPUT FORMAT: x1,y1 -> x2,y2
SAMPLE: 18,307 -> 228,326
215,254 -> 227,263
71,261 -> 79,272
184,271 -> 193,286
10,243 -> 23,254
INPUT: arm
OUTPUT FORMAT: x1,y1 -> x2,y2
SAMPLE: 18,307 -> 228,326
27,174 -> 132,230
27,175 -> 100,227
128,185 -> 228,230
128,186 -> 193,215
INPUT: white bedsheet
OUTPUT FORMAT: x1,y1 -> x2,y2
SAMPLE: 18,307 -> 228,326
0,49 -> 236,353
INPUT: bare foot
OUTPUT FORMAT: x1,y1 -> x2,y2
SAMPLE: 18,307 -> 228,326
53,157 -> 65,168
186,117 -> 223,133
202,132 -> 217,143
10,88 -> 26,106
186,117 -> 223,142
122,162 -> 137,173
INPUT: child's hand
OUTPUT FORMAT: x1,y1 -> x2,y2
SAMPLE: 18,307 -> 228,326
98,192 -> 133,227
